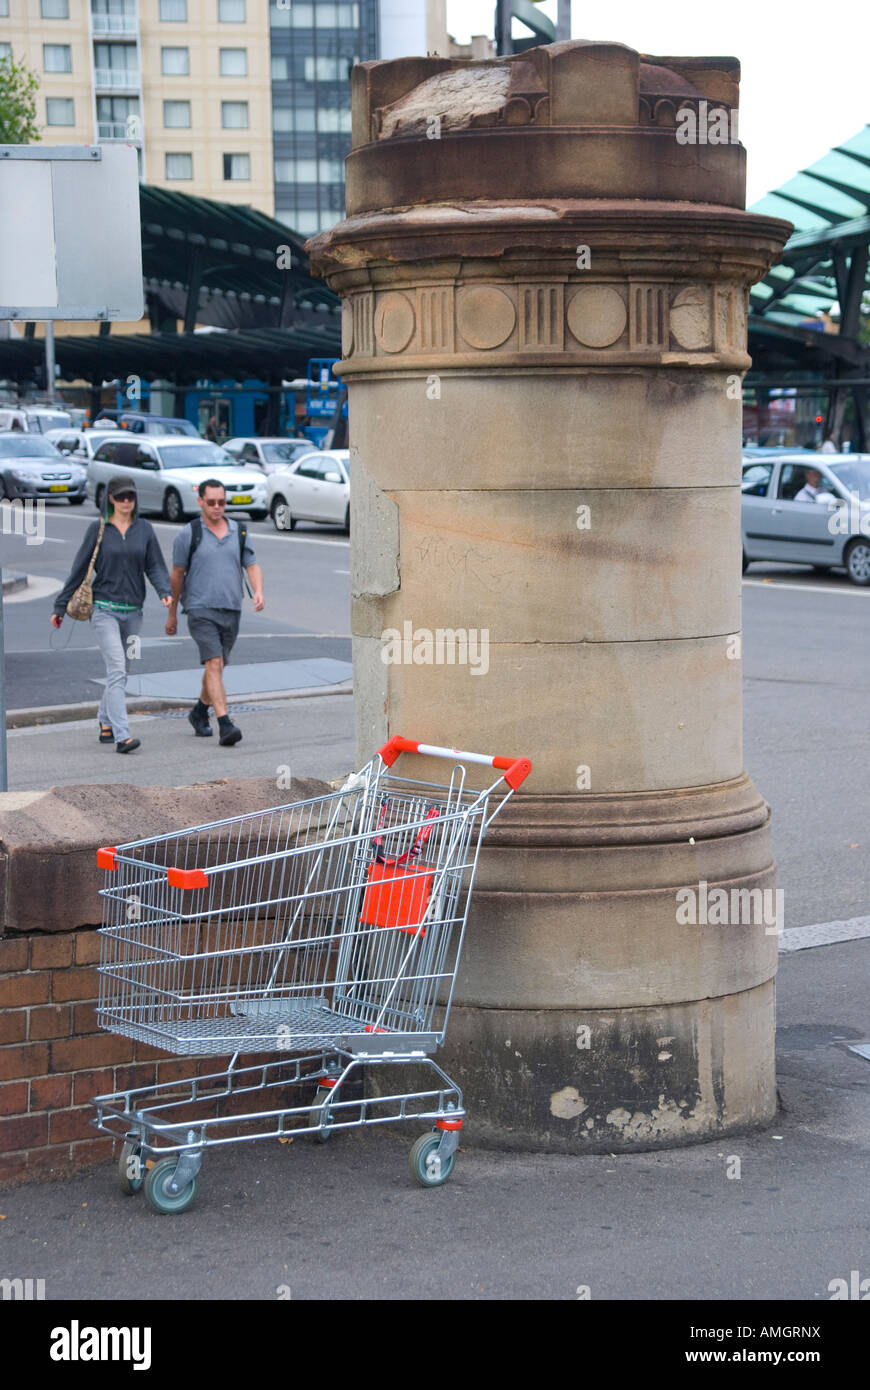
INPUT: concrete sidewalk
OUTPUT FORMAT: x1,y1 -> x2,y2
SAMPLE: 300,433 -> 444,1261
3,689 -> 356,792
0,936 -> 866,1301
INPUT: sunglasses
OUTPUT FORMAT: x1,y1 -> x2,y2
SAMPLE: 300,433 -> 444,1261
111,492 -> 136,503
204,497 -> 226,506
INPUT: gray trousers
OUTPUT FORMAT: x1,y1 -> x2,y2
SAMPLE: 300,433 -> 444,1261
92,606 -> 143,742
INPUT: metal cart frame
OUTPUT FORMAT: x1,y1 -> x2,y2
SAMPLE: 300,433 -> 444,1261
91,736 -> 531,1211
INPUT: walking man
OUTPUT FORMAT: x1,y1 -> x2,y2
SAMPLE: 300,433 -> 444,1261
165,479 -> 265,745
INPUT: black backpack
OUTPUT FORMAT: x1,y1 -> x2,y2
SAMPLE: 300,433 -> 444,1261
187,517 -> 253,598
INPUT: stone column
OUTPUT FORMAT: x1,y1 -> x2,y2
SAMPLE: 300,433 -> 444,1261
309,42 -> 792,1151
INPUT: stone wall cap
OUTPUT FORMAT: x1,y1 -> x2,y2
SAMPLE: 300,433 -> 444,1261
0,775 -> 331,853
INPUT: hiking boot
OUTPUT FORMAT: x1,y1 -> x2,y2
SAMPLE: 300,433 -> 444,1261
218,718 -> 242,747
188,703 -> 213,737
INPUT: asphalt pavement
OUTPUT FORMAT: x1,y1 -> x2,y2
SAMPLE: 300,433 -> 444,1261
1,508 -> 869,1304
0,935 -> 866,1301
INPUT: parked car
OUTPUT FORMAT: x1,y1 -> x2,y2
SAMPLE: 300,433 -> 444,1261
43,427 -> 121,461
0,433 -> 87,503
0,406 -> 72,434
94,410 -> 200,438
742,452 -> 870,585
223,437 -> 319,475
266,449 -> 350,532
88,435 -> 268,522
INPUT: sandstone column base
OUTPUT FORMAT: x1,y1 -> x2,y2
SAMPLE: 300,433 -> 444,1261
440,982 -> 775,1153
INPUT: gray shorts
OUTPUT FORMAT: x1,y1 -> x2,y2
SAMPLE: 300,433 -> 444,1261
187,608 -> 240,665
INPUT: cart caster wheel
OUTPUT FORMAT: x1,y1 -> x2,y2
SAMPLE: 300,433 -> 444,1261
118,1137 -> 144,1196
143,1156 -> 199,1214
409,1132 -> 455,1188
311,1086 -> 335,1143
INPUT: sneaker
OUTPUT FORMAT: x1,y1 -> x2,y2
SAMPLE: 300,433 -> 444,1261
116,738 -> 141,754
218,719 -> 242,747
188,704 -> 213,737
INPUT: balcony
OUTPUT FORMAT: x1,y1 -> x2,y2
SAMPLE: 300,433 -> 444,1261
94,68 -> 141,90
98,120 -> 143,141
92,13 -> 138,37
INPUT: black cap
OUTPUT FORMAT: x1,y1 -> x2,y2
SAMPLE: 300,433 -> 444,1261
107,474 -> 138,496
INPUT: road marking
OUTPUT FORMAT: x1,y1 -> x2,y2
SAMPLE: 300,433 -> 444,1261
334,568 -> 350,574
50,512 -> 349,547
743,579 -> 870,597
779,916 -> 870,952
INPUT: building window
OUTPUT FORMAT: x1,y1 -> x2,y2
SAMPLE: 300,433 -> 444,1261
161,46 -> 189,75
0,1 -> 9,18
41,0 -> 70,17
46,97 -> 75,125
289,211 -> 322,234
271,3 -> 359,25
160,0 -> 188,19
221,101 -> 248,129
304,56 -> 355,82
95,42 -> 138,70
275,156 -> 343,183
165,152 -> 193,180
223,153 -> 250,180
270,55 -> 288,80
0,44 -> 11,61
275,108 -> 351,133
218,0 -> 245,21
219,48 -> 247,76
163,100 -> 191,128
97,94 -> 140,136
43,44 -> 72,73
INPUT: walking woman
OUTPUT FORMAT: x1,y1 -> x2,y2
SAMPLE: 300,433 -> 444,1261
51,475 -> 172,753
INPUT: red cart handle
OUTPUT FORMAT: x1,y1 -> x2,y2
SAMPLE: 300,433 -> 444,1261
377,736 -> 532,791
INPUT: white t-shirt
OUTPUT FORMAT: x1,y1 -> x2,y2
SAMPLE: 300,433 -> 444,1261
794,483 -> 835,503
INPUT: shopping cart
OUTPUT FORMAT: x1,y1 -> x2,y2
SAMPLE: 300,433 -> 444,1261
91,736 -> 532,1213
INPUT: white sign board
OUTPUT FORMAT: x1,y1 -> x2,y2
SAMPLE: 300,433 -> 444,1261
0,144 -> 143,321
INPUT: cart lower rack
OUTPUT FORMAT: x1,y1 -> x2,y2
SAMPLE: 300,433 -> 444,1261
92,736 -> 531,1212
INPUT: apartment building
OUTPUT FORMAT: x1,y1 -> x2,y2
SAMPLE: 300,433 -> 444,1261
0,0 -> 273,211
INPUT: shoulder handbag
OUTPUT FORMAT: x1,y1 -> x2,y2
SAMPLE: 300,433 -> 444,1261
66,520 -> 105,621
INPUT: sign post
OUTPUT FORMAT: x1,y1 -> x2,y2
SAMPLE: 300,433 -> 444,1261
0,143 -> 143,790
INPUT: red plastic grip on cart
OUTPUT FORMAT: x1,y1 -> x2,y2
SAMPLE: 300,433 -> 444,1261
377,735 -> 420,767
96,846 -> 117,871
493,757 -> 533,791
167,867 -> 209,890
436,1117 -> 463,1131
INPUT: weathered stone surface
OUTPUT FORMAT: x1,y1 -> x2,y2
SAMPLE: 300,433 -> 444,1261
437,981 -> 776,1152
0,777 -> 330,935
310,39 -> 791,1150
353,633 -> 744,794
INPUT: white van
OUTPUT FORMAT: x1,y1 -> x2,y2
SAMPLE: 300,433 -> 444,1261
0,406 -> 72,434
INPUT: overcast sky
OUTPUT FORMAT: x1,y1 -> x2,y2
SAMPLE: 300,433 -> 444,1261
445,0 -> 868,207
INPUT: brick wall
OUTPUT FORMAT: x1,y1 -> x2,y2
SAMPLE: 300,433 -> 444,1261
0,775 -> 334,1186
0,930 -> 201,1185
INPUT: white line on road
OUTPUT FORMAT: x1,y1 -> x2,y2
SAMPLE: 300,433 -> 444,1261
778,916 -> 870,952
743,579 -> 870,598
46,512 -> 349,547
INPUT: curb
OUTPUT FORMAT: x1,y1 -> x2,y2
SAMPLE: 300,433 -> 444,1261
5,680 -> 353,729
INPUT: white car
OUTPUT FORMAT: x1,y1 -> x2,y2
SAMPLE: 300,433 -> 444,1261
223,437 -> 317,476
88,435 -> 268,522
0,406 -> 72,434
266,449 -> 350,532
43,427 -> 120,462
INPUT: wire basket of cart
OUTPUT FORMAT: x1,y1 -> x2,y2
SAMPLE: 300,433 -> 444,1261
92,736 -> 532,1213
